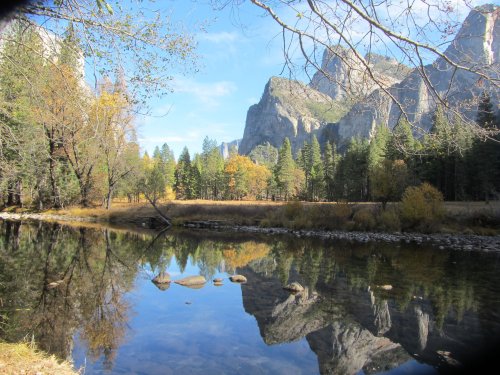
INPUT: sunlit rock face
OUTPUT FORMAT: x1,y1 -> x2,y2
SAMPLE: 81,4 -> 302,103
219,139 -> 241,159
239,77 -> 340,155
240,6 -> 499,153
336,5 -> 500,146
310,46 -> 410,102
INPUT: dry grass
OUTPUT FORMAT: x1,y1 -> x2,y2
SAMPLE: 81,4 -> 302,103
0,342 -> 80,374
5,199 -> 500,234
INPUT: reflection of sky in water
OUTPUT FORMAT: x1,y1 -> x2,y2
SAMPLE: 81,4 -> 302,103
72,256 -> 319,374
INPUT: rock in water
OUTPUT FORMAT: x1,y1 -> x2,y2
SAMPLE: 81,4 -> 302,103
377,284 -> 393,290
213,278 -> 223,283
283,282 -> 304,293
229,275 -> 247,283
153,282 -> 171,291
214,282 -> 224,287
152,272 -> 171,284
47,280 -> 64,289
174,275 -> 207,286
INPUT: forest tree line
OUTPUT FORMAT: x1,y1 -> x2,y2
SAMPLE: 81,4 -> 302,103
1,21 -> 499,210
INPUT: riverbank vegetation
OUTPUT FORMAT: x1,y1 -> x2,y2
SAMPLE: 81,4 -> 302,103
0,342 -> 79,374
4,197 -> 498,235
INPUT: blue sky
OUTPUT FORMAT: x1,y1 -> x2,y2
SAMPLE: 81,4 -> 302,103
136,1 -> 288,158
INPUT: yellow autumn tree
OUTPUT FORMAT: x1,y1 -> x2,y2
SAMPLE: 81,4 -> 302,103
224,154 -> 271,200
89,81 -> 138,209
223,242 -> 271,271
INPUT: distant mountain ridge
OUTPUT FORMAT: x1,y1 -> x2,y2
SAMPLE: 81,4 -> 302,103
239,5 -> 499,155
219,139 -> 241,159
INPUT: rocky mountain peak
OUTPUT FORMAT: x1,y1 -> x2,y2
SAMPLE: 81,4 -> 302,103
442,4 -> 499,68
309,46 -> 411,102
336,5 -> 499,146
239,76 -> 346,155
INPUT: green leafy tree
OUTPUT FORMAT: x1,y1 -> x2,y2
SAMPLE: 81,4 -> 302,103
468,92 -> 500,201
175,147 -> 196,200
323,142 -> 339,201
274,138 -> 297,200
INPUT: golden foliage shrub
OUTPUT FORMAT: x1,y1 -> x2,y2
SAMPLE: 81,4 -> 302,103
400,183 -> 444,231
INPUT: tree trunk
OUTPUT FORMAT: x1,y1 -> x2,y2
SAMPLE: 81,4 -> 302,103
145,195 -> 172,228
48,142 -> 61,208
105,186 -> 113,210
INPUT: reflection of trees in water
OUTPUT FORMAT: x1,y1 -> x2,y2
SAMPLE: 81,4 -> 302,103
1,222 -> 498,372
241,238 -> 500,372
0,223 -> 278,367
0,223 -> 143,365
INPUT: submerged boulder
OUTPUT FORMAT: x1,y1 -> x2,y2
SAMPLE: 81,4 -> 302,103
152,272 -> 171,284
229,275 -> 247,283
153,282 -> 171,291
283,282 -> 304,293
174,275 -> 207,287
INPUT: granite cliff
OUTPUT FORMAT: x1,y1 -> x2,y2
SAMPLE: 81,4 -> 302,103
240,5 -> 499,154
310,46 -> 410,102
336,4 -> 500,146
238,77 -> 346,155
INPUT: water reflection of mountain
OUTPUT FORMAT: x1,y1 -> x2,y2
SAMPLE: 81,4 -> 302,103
239,241 -> 500,374
1,221 -> 499,374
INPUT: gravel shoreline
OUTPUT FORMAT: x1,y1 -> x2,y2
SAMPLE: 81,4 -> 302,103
1,212 -> 499,252
227,225 -> 500,252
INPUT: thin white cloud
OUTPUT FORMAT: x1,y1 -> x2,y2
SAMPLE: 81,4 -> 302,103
172,77 -> 237,107
198,31 -> 240,44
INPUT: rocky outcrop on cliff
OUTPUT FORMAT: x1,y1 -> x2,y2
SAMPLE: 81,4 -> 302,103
219,139 -> 241,159
238,77 -> 345,155
336,5 -> 500,145
309,46 -> 411,102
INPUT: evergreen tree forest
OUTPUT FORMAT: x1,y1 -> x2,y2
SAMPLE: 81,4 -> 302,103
1,23 -> 499,209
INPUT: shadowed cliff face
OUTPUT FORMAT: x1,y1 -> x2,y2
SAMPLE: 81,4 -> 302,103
238,241 -> 500,374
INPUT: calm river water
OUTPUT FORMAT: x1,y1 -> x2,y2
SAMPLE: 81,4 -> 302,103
0,220 -> 499,374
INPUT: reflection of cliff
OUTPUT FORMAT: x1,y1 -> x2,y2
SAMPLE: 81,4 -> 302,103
240,266 -> 410,373
307,323 -> 408,375
240,248 -> 500,374
241,267 -> 333,345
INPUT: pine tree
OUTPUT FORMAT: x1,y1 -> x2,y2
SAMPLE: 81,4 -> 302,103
323,142 -> 338,201
387,118 -> 416,161
309,135 -> 324,201
468,92 -> 500,201
336,138 -> 369,201
175,147 -> 194,199
274,138 -> 296,200
160,143 -> 176,189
